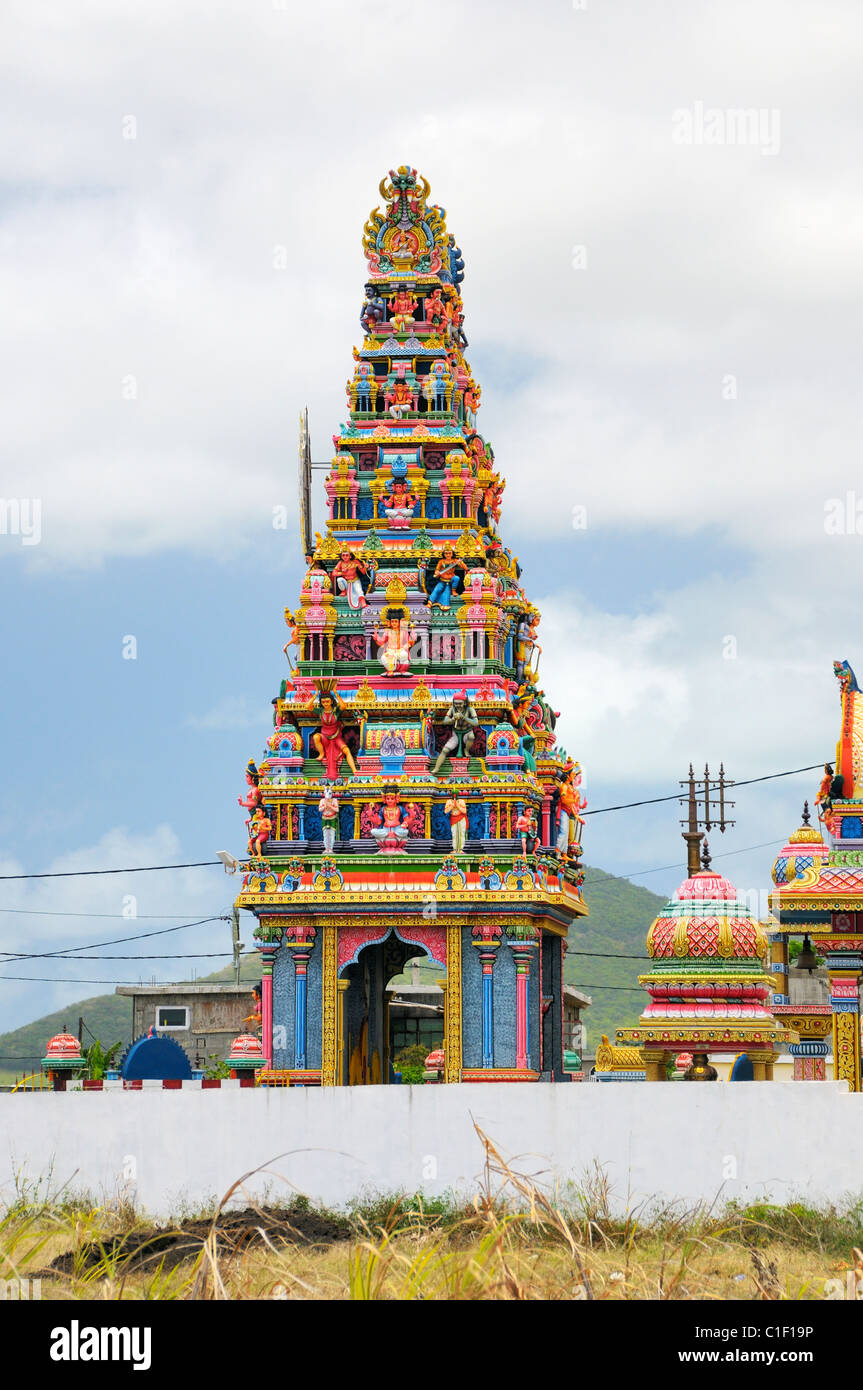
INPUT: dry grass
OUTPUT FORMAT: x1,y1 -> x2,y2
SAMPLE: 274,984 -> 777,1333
2,1128 -> 859,1301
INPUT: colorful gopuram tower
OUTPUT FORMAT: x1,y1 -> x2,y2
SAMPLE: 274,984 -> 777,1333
232,166 -> 587,1086
616,844 -> 792,1079
769,660 -> 863,1091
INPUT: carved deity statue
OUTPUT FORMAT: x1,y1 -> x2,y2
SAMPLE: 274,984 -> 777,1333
367,786 -> 410,853
375,608 -> 415,677
432,691 -> 478,774
312,692 -> 358,779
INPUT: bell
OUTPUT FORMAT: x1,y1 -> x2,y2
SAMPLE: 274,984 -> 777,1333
795,934 -> 819,973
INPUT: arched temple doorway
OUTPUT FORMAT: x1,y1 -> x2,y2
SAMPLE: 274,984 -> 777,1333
339,927 -> 446,1085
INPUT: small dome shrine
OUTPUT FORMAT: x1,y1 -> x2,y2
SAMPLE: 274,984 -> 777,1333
226,1033 -> 266,1075
771,806 -> 829,887
41,1032 -> 85,1087
228,1033 -> 264,1060
646,868 -> 768,961
617,841 -> 794,1077
43,1032 -> 83,1060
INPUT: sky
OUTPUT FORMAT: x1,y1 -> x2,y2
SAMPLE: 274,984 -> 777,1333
1,0 -> 861,1033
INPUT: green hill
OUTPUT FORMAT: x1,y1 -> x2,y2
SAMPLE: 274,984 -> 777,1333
566,865 -> 665,1048
0,865 -> 665,1078
0,990 -> 136,1085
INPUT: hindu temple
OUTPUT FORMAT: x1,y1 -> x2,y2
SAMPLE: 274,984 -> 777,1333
232,166 -> 588,1085
768,660 -> 863,1091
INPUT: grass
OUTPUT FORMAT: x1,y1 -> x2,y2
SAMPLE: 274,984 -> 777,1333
2,1130 -> 861,1300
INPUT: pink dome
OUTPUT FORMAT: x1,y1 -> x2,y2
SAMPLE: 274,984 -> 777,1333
674,870 -> 739,902
44,1032 -> 82,1059
646,868 -> 767,961
228,1033 -> 263,1059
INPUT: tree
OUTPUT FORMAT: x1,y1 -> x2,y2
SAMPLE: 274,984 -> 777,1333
84,1039 -> 122,1081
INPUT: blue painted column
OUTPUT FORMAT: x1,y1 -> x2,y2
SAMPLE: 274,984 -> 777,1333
479,949 -> 497,1067
294,949 -> 311,1069
471,930 -> 501,1068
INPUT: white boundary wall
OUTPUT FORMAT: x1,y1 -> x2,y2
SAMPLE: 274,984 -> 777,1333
1,1083 -> 860,1218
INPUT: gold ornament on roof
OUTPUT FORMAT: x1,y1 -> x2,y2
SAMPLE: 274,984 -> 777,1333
455,533 -> 478,558
316,533 -> 340,561
385,576 -> 408,604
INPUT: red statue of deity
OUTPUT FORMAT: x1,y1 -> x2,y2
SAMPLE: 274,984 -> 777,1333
332,549 -> 369,609
390,288 -> 418,330
424,287 -> 445,328
381,479 -> 416,528
312,692 -> 358,779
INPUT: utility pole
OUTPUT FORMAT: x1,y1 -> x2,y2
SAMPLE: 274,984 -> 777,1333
679,763 -> 735,876
231,906 -> 244,985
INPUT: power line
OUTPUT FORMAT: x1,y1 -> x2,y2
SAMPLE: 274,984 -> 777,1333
0,961 -> 257,984
582,763 -> 824,816
0,975 -> 212,985
0,908 -> 223,920
0,916 -> 229,962
5,953 -> 237,961
0,860 -> 220,882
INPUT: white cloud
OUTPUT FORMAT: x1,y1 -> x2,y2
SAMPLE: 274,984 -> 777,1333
2,0 -> 863,572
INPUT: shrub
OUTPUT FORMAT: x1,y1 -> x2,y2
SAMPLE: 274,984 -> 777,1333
394,1044 -> 431,1071
399,1065 -> 426,1086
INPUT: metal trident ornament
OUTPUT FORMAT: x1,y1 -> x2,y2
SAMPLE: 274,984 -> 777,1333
679,763 -> 735,876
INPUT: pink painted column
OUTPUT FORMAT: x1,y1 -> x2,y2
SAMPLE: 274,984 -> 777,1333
260,947 -> 277,1067
511,943 -> 535,1070
541,796 -> 551,849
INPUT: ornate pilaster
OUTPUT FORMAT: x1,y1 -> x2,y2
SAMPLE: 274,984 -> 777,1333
321,923 -> 338,1086
767,931 -> 790,1006
336,978 -> 350,1087
824,949 -> 863,1091
444,923 -> 462,1083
